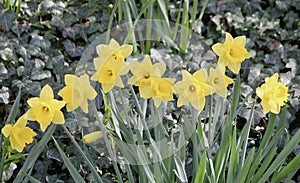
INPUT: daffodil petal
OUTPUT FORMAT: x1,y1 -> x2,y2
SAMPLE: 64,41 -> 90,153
102,83 -> 113,93
52,111 -> 65,124
212,43 -> 226,56
233,36 -> 246,47
228,62 -> 241,74
14,114 -> 27,128
40,85 -> 54,99
1,125 -> 12,137
25,109 -> 36,121
27,97 -> 40,107
65,74 -> 76,85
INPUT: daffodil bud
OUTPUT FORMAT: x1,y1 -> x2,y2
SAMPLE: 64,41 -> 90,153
83,131 -> 102,144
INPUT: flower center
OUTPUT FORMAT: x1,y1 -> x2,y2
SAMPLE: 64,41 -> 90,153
226,43 -> 246,63
112,54 -> 124,63
107,70 -> 113,76
143,72 -> 150,79
42,106 -> 49,113
214,78 -> 219,84
189,85 -> 196,92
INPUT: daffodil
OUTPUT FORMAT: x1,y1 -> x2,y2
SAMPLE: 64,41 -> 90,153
208,65 -> 234,98
151,77 -> 175,107
174,69 -> 213,111
212,32 -> 252,74
83,131 -> 102,144
256,73 -> 289,114
127,55 -> 166,86
25,85 -> 66,131
91,39 -> 133,93
96,38 -> 133,63
58,74 -> 97,113
1,115 -> 36,152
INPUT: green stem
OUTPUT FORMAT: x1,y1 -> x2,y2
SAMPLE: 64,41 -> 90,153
192,107 -> 199,176
0,136 -> 6,182
91,102 -> 124,183
128,85 -> 152,142
62,125 -> 104,183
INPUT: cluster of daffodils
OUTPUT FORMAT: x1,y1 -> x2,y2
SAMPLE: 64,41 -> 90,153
2,32 -> 289,152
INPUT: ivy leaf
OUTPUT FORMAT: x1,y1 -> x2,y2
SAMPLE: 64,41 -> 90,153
0,11 -> 16,31
0,63 -> 8,82
63,40 -> 84,58
0,86 -> 9,104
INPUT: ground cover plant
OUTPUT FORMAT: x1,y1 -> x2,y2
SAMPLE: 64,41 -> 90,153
1,0 -> 300,182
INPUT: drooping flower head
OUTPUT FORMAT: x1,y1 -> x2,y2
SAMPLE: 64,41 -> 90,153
174,69 -> 213,111
212,32 -> 252,74
58,74 -> 97,113
1,115 -> 36,152
208,64 -> 234,98
91,39 -> 133,93
256,73 -> 289,114
25,85 -> 66,131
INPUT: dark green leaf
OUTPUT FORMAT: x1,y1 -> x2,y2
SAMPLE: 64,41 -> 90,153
0,11 -> 16,31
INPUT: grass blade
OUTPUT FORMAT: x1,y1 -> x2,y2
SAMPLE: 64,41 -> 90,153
258,125 -> 300,182
62,125 -> 103,183
194,151 -> 207,183
53,137 -> 85,183
13,124 -> 56,183
21,171 -> 41,183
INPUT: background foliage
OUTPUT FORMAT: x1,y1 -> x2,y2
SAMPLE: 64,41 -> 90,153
0,0 -> 300,182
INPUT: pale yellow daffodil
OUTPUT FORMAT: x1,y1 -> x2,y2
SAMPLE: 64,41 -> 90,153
256,73 -> 289,114
58,74 -> 97,113
151,77 -> 175,107
25,85 -> 66,131
127,55 -> 166,86
96,38 -> 133,63
208,65 -> 234,98
212,32 -> 252,74
2,115 -> 36,152
92,39 -> 133,93
174,69 -> 213,111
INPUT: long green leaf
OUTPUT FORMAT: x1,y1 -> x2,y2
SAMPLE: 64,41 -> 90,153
258,126 -> 300,182
62,126 -> 103,183
174,155 -> 188,183
137,147 -> 155,183
0,87 -> 22,181
21,171 -> 41,183
235,147 -> 255,183
194,151 -> 207,183
6,86 -> 21,124
227,125 -> 238,183
13,124 -> 56,183
53,137 -> 85,183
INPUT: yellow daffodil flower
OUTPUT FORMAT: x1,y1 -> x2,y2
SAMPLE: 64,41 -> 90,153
208,65 -> 234,98
174,69 -> 213,111
83,131 -> 102,144
127,55 -> 173,107
96,38 -> 133,63
58,74 -> 97,113
1,115 -> 36,152
256,73 -> 289,114
151,77 -> 175,107
127,55 -> 166,86
92,39 -> 133,93
25,85 -> 66,131
212,32 -> 252,74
